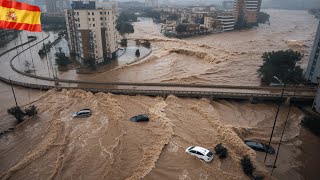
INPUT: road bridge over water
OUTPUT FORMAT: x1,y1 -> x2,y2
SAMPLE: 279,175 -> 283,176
0,33 -> 316,103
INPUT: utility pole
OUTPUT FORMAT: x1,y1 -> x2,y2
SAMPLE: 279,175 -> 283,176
271,85 -> 298,175
9,79 -> 18,107
264,76 -> 285,163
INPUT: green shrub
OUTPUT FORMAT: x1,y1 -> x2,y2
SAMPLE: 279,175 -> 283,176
7,106 -> 25,124
301,116 -> 320,136
241,156 -> 255,177
141,40 -> 151,49
25,105 -> 38,117
7,105 -> 38,124
214,143 -> 228,159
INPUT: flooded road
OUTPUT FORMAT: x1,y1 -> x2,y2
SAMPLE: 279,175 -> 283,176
0,9 -> 320,180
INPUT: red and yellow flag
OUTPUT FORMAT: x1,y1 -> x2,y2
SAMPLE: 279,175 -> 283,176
0,0 -> 42,32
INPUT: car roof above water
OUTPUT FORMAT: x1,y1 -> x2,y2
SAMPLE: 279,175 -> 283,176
77,109 -> 91,113
245,141 -> 264,148
191,146 -> 210,154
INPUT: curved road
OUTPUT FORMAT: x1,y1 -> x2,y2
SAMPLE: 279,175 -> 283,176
0,32 -> 316,101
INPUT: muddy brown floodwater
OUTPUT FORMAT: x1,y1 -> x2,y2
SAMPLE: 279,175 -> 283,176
0,9 -> 320,180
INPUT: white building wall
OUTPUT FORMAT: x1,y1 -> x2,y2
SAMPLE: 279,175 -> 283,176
305,21 -> 320,83
216,15 -> 235,31
204,16 -> 213,29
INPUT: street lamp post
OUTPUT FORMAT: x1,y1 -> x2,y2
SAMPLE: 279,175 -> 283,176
264,76 -> 286,163
271,84 -> 298,175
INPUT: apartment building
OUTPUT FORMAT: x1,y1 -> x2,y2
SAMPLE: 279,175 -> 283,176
204,16 -> 214,29
145,0 -> 159,8
46,0 -> 70,12
305,22 -> 320,83
97,0 -> 118,14
234,0 -> 261,24
216,15 -> 235,31
65,1 -> 118,65
204,13 -> 234,32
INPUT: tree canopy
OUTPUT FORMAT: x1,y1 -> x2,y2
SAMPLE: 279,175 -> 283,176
116,12 -> 136,36
257,12 -> 270,24
175,24 -> 188,33
55,48 -> 70,67
257,49 -> 304,84
117,22 -> 134,36
117,12 -> 138,23
120,38 -> 128,47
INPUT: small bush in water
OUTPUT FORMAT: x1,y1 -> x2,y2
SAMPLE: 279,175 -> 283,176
241,155 -> 255,176
214,143 -> 228,159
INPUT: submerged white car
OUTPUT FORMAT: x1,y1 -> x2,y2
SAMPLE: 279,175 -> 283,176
185,146 -> 214,162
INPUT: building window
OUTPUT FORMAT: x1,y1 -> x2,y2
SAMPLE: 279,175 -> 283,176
93,18 -> 95,21
88,18 -> 91,21
88,12 -> 90,15
78,24 -> 80,27
93,24 -> 95,27
77,12 -> 79,15
108,12 -> 109,15
105,17 -> 107,20
104,12 -> 106,15
100,12 -> 102,15
101,23 -> 103,26
92,12 -> 94,15
100,17 -> 103,20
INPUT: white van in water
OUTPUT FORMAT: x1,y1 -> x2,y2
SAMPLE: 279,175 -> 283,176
72,109 -> 91,118
185,146 -> 213,162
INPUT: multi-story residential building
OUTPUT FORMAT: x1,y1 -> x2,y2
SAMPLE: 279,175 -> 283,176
204,13 -> 234,32
204,16 -> 214,29
234,0 -> 262,24
145,0 -> 159,8
97,0 -> 118,14
216,14 -> 235,31
305,22 -> 320,83
65,1 -> 118,65
46,0 -> 70,12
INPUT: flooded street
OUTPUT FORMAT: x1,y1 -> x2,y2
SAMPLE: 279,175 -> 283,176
0,9 -> 320,180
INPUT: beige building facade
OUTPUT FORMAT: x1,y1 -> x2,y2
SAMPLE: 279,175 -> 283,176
234,0 -> 261,24
65,8 -> 117,64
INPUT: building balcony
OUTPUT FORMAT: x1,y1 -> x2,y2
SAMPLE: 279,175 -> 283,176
222,24 -> 234,28
223,27 -> 234,31
246,6 -> 258,9
221,22 -> 235,25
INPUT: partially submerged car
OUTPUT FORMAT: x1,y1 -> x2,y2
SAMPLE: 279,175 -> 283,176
244,140 -> 275,154
72,109 -> 91,118
129,114 -> 149,122
185,146 -> 214,162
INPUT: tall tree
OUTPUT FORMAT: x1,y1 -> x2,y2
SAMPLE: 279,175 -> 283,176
175,24 -> 188,33
116,12 -> 136,37
55,48 -> 70,67
257,12 -> 270,24
257,49 -> 304,84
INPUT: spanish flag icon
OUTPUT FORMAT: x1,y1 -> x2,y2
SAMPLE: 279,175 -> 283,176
0,0 -> 42,32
